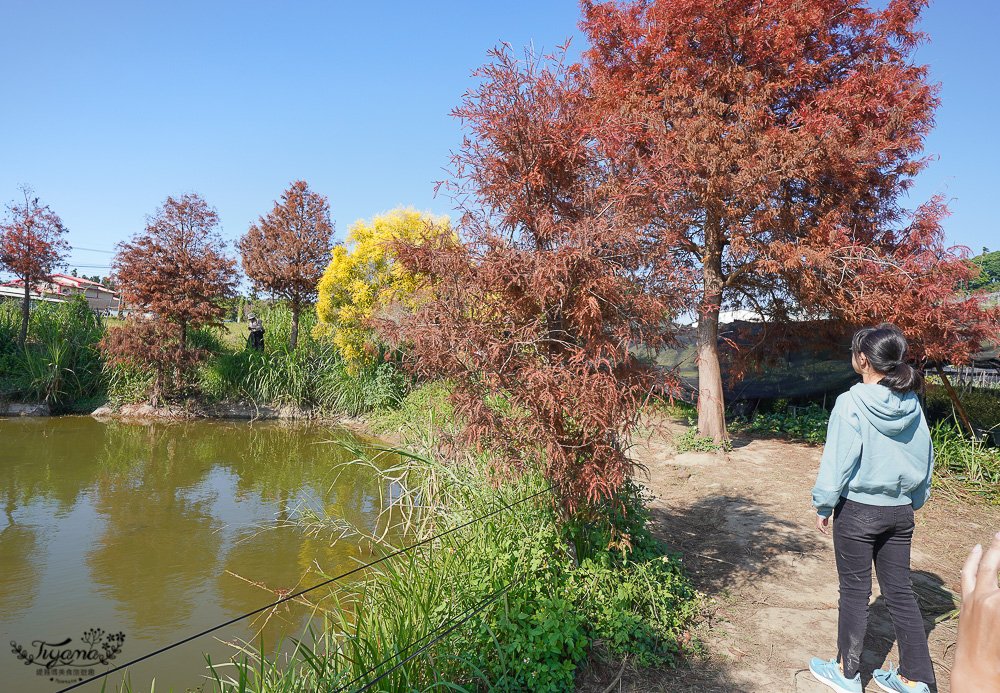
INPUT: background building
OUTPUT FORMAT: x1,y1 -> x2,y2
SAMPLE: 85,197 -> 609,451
0,274 -> 120,314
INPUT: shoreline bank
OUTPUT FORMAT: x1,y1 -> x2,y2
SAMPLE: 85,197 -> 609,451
1,398 -> 367,424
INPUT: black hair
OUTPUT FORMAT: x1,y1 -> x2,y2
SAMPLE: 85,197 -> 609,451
850,323 -> 923,394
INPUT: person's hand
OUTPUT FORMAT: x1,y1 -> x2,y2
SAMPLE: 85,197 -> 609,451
953,531 -> 1000,692
816,514 -> 830,535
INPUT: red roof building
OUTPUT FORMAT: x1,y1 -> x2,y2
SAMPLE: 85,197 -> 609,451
1,274 -> 120,314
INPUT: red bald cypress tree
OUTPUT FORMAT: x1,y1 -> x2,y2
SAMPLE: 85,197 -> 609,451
0,187 -> 69,346
384,47 -> 687,515
238,181 -> 334,350
103,193 -> 237,402
100,317 -> 197,407
113,193 -> 237,353
580,0 -> 985,441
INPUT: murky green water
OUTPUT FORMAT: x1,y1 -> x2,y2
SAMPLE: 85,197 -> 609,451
1,416 -> 395,693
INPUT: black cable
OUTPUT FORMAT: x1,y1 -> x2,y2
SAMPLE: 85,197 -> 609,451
346,579 -> 520,693
54,485 -> 552,693
328,578 -> 518,693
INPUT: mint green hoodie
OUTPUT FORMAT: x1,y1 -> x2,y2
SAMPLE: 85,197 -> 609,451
811,382 -> 934,519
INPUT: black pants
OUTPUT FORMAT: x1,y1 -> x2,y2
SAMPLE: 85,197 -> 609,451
833,498 -> 935,685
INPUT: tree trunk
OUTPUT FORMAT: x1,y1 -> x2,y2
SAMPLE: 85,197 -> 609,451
697,214 -> 728,443
935,363 -> 977,439
19,279 -> 30,347
290,301 -> 299,351
151,365 -> 163,408
174,317 -> 187,387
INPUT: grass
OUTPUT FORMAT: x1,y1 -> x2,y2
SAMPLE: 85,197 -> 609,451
193,304 -> 408,416
931,420 -> 1000,503
368,380 -> 459,444
641,396 -> 698,426
186,438 -> 698,693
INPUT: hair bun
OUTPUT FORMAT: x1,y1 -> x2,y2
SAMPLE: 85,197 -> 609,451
853,323 -> 922,393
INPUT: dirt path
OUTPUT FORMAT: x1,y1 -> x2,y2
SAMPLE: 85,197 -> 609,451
580,418 -> 999,693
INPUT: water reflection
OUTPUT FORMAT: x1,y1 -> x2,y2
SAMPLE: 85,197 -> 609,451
86,466 -> 226,636
0,522 -> 46,623
0,417 -> 391,692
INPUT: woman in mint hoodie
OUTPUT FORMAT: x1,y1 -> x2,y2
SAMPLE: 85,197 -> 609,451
808,323 -> 936,693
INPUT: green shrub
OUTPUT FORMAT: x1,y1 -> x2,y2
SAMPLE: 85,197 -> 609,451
105,365 -> 153,406
729,402 -> 829,444
370,380 -> 457,441
562,478 -> 661,565
200,347 -> 320,406
562,480 -> 697,667
197,341 -> 407,416
925,382 -> 1000,432
22,337 -> 75,403
1,295 -> 410,414
575,554 -> 696,667
0,299 -> 20,355
316,358 -> 407,416
758,397 -> 790,414
0,352 -> 23,398
472,592 -> 588,693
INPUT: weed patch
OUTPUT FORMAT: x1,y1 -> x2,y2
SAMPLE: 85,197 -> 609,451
728,402 -> 829,444
674,429 -> 731,453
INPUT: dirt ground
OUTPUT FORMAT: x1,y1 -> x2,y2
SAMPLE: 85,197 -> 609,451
576,417 -> 1000,693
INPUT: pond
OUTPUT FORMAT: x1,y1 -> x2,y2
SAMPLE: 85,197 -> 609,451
0,416 -> 397,693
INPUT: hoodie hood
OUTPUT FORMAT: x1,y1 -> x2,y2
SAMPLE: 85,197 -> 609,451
849,383 -> 921,437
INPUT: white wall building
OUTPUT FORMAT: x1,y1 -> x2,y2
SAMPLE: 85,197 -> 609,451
1,274 -> 120,314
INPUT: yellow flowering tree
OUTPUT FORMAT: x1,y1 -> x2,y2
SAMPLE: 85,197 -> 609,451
315,207 -> 449,363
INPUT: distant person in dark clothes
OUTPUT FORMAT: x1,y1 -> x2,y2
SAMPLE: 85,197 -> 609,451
247,314 -> 264,351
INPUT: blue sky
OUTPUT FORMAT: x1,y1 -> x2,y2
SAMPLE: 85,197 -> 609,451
1,0 -> 995,279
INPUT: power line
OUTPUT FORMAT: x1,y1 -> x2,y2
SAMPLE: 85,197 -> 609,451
54,485 -> 553,693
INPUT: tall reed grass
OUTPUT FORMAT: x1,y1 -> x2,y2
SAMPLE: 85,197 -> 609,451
199,345 -> 406,416
0,299 -> 20,353
185,301 -> 405,415
0,295 -> 105,409
931,420 -> 1000,503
